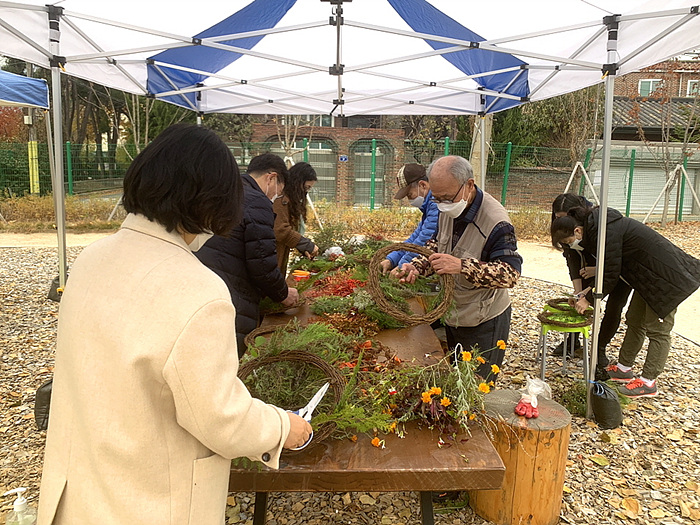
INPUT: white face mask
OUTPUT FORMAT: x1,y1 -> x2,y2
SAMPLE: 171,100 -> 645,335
569,238 -> 584,251
409,195 -> 424,208
187,231 -> 214,252
267,178 -> 283,203
437,187 -> 469,218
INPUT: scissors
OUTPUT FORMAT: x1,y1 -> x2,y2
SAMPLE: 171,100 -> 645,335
290,382 -> 330,450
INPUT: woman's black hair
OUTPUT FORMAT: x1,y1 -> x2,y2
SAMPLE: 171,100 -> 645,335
285,162 -> 317,226
122,123 -> 242,236
551,193 -> 590,222
550,206 -> 592,249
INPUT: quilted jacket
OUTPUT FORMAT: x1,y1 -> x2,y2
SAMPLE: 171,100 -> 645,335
196,174 -> 288,347
581,207 -> 700,319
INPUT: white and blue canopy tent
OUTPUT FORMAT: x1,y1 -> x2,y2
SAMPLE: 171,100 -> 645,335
0,68 -> 48,108
1,0 -> 700,410
0,68 -> 51,224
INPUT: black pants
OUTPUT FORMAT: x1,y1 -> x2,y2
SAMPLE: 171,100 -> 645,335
565,279 -> 632,368
445,306 -> 511,383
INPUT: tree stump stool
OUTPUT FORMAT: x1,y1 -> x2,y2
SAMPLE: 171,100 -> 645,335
469,389 -> 571,525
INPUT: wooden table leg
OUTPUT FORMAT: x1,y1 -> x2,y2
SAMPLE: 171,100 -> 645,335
419,491 -> 435,525
253,492 -> 268,525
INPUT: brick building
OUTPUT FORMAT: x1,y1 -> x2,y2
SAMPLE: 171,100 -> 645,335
250,123 -> 406,206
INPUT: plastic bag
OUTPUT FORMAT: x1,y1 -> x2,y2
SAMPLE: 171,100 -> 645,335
323,246 -> 345,261
515,376 -> 552,418
591,381 -> 623,429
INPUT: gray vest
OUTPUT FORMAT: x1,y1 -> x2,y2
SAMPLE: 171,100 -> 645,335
437,191 -> 512,327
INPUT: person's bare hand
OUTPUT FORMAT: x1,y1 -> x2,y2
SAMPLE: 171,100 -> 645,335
579,266 -> 596,279
283,412 -> 313,449
391,263 -> 419,284
428,253 -> 462,275
379,259 -> 393,275
304,244 -> 319,260
575,296 -> 590,315
281,287 -> 299,306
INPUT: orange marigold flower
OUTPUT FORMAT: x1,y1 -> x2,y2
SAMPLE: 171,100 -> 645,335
440,397 -> 452,407
478,382 -> 491,394
476,356 -> 486,364
389,421 -> 397,432
469,413 -> 477,420
371,437 -> 380,447
429,386 -> 442,396
461,351 -> 472,362
421,392 -> 433,403
497,340 -> 506,350
491,364 -> 500,374
350,435 -> 358,442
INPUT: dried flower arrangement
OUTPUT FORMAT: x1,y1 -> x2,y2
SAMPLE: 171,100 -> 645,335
241,320 -> 502,450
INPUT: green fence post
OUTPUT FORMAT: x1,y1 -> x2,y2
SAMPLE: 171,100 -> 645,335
66,141 -> 74,196
303,138 -> 308,163
444,136 -> 450,156
579,148 -> 592,194
501,142 -> 512,206
370,139 -> 377,211
679,156 -> 688,222
625,149 -> 635,217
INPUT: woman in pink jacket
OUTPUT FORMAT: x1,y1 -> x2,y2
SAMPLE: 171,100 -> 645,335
38,124 -> 311,525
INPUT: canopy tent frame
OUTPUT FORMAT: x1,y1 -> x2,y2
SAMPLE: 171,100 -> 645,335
3,0 -> 700,414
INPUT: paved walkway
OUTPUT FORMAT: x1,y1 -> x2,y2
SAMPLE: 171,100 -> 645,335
2,232 -> 698,344
519,241 -> 700,345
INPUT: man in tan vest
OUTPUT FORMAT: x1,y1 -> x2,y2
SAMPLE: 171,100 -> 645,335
394,155 -> 522,382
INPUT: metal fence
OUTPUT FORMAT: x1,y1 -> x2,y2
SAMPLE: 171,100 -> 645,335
1,138 -> 698,221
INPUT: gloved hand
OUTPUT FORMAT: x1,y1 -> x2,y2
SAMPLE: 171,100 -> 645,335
514,398 -> 539,418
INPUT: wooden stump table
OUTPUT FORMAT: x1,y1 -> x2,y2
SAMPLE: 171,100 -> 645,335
469,389 -> 571,525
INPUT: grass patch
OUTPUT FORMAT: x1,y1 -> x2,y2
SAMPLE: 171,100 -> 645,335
1,194 -> 548,242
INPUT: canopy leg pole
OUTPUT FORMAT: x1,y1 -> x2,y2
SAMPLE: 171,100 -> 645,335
480,115 -> 486,192
588,15 -> 619,419
48,5 -> 68,289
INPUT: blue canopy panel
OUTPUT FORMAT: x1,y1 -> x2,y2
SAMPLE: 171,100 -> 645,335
388,0 -> 529,114
147,0 -> 297,109
0,69 -> 49,109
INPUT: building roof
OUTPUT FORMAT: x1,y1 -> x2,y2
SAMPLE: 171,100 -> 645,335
613,96 -> 700,129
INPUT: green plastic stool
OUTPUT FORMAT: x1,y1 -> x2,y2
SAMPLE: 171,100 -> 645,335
537,306 -> 592,381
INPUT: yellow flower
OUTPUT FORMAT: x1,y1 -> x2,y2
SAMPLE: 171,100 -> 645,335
497,340 -> 506,350
389,421 -> 397,432
421,391 -> 433,403
429,386 -> 442,396
476,356 -> 486,364
478,382 -> 491,394
491,364 -> 500,374
469,413 -> 476,420
461,351 -> 472,362
489,381 -> 495,387
440,397 -> 452,407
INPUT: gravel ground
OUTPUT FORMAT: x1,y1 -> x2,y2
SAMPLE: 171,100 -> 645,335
1,225 -> 699,523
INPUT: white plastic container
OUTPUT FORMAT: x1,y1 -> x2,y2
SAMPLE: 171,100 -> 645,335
3,488 -> 36,525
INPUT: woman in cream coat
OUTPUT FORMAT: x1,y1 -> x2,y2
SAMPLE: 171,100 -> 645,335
37,124 -> 311,525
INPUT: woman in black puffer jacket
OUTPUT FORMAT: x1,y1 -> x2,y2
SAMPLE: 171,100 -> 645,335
551,207 -> 700,398
196,154 -> 296,357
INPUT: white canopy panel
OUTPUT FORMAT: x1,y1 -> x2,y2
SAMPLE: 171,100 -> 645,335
1,0 -> 699,115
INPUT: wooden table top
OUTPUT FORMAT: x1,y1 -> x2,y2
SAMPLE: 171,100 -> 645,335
231,297 -> 505,493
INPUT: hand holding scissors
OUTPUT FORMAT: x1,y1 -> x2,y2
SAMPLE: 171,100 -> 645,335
290,382 -> 329,450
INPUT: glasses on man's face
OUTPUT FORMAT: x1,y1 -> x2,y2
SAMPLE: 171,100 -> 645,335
430,184 -> 464,204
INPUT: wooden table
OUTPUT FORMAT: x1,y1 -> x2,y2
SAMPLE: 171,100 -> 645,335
230,300 -> 506,524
